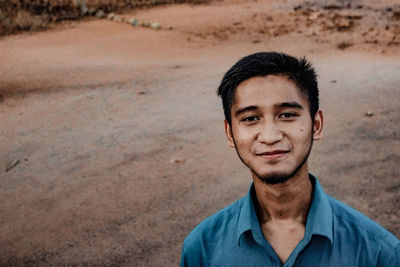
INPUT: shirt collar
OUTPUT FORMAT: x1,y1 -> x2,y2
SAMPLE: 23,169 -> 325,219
305,174 -> 333,244
236,183 -> 259,245
236,174 -> 333,246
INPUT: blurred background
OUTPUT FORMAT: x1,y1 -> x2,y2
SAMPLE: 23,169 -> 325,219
1,0 -> 399,265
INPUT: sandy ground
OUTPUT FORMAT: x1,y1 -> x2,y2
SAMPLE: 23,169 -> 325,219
0,0 -> 399,265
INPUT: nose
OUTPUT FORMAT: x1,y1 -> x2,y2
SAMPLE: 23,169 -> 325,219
257,123 -> 283,144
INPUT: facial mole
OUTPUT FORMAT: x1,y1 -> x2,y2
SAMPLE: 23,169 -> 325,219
300,129 -> 304,132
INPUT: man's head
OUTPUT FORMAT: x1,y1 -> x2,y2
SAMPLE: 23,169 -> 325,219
217,52 -> 319,125
217,52 -> 323,185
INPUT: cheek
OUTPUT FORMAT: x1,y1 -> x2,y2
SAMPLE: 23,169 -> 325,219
298,128 -> 313,146
233,128 -> 256,147
291,122 -> 312,143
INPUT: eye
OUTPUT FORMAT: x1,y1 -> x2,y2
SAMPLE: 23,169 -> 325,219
241,115 -> 259,123
279,113 -> 297,119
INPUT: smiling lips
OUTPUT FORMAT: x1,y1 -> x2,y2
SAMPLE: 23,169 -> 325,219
256,150 -> 289,159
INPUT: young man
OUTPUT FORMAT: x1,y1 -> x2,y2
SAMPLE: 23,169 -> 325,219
180,52 -> 400,266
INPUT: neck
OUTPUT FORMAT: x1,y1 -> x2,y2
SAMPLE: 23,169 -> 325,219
252,167 -> 313,224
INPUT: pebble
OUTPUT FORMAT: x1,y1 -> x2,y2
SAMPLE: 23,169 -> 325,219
142,21 -> 151,27
151,22 -> 161,30
113,15 -> 124,22
365,111 -> 374,117
80,2 -> 88,16
96,10 -> 104,19
308,12 -> 320,20
170,157 -> 185,164
129,18 -> 139,26
72,0 -> 88,16
107,12 -> 115,20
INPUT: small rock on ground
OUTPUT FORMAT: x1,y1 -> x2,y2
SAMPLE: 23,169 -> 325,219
129,18 -> 139,26
107,12 -> 115,20
96,10 -> 104,19
142,21 -> 151,27
151,22 -> 161,30
113,15 -> 124,23
170,157 -> 185,164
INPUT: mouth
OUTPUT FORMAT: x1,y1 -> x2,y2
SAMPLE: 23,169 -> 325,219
256,150 -> 289,160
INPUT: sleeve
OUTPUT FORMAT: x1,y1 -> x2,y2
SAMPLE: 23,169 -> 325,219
378,242 -> 400,267
180,237 -> 203,267
180,241 -> 189,267
390,243 -> 400,267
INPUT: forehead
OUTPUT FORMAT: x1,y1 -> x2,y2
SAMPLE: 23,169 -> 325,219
232,75 -> 308,109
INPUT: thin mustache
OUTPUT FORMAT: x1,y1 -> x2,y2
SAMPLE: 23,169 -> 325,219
256,150 -> 289,155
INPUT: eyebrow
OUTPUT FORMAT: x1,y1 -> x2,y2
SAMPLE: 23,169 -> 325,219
276,101 -> 304,110
234,105 -> 258,117
234,101 -> 304,117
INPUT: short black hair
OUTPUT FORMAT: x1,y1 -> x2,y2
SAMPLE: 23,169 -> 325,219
217,52 -> 319,125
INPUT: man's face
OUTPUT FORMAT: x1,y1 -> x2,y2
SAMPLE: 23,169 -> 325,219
225,75 -> 323,184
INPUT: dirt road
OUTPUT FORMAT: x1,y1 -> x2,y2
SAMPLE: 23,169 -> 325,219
1,0 -> 399,265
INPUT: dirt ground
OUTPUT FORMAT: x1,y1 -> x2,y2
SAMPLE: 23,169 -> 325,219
0,0 -> 399,265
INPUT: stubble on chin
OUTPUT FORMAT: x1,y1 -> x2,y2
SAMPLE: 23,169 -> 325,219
232,132 -> 314,186
249,139 -> 314,185
256,172 -> 293,185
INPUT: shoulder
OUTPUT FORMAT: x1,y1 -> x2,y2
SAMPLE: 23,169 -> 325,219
328,196 -> 400,264
328,196 -> 398,244
184,197 -> 244,246
181,197 -> 245,263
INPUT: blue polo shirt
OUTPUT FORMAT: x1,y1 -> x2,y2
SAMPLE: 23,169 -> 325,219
181,174 -> 400,267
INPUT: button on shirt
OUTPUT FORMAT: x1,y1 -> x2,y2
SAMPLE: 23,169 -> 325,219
181,175 -> 400,267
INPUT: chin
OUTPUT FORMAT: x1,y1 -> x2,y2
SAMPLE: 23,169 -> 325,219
257,172 -> 293,185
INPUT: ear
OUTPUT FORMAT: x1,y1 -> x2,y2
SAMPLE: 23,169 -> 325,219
312,110 -> 323,140
224,120 -> 236,147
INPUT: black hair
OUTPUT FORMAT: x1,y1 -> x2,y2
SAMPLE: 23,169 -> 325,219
217,52 -> 319,125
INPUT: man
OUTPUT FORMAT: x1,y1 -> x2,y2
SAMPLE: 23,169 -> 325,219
180,52 -> 400,266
